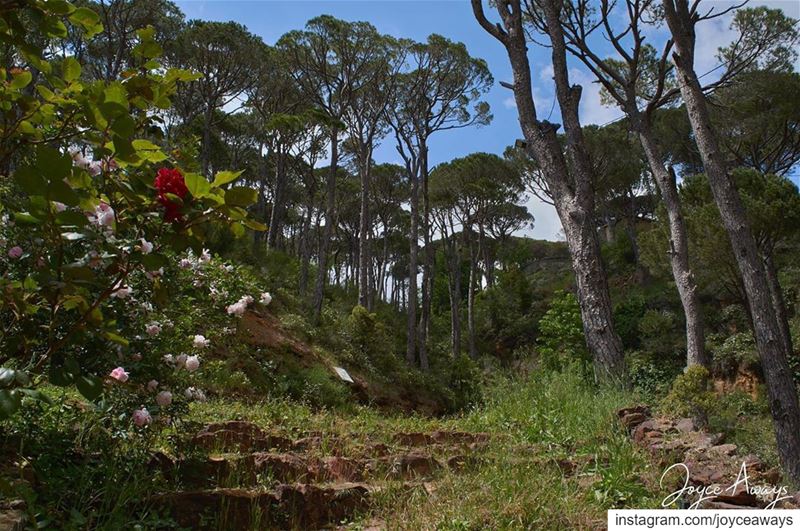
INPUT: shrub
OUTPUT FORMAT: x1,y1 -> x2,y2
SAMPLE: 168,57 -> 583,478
199,360 -> 251,396
344,305 -> 400,377
535,291 -> 590,373
708,332 -> 759,377
638,309 -> 681,357
0,2 -> 264,420
446,355 -> 483,411
613,293 -> 647,350
660,366 -> 716,426
284,366 -> 350,410
626,351 -> 681,399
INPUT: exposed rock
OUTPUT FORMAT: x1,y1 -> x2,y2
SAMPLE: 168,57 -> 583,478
361,443 -> 390,457
253,453 -> 315,483
0,508 -> 26,531
620,404 -> 785,512
275,483 -> 371,529
320,456 -> 364,482
620,412 -> 648,432
191,422 -> 294,452
708,444 -> 738,457
151,488 -> 280,529
388,454 -> 441,479
393,432 -> 433,446
675,418 -> 696,433
616,405 -> 651,419
700,501 -> 751,510
153,483 -> 372,529
632,418 -> 673,444
760,467 -> 781,484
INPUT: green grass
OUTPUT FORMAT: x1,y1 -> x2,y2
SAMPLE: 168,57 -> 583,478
186,367 -> 661,530
0,367 -> 673,529
365,368 -> 660,530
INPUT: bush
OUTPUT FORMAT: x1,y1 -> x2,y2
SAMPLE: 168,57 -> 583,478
535,291 -> 590,373
0,3 -> 264,421
660,366 -> 716,426
613,293 -> 647,350
638,309 -> 682,357
283,366 -> 350,410
446,355 -> 483,411
626,351 -> 682,399
344,305 -> 401,377
708,332 -> 759,377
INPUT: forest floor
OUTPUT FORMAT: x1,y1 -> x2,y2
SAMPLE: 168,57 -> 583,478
144,369 -> 662,530
2,312 -> 794,529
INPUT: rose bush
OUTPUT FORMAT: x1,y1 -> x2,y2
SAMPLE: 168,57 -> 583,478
0,2 -> 266,421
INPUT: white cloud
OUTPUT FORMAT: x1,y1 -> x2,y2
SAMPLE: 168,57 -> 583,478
569,68 -> 623,126
503,96 -> 517,109
518,194 -> 563,241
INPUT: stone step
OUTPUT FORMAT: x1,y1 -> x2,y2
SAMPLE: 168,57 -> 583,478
163,450 -> 478,489
149,481 -> 426,530
190,421 -> 491,456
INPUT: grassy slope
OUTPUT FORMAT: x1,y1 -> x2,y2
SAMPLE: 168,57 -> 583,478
185,368 -> 661,530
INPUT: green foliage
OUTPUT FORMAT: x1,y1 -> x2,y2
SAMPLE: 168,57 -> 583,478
282,365 -> 350,410
626,351 -> 682,399
344,305 -> 399,375
638,309 -> 682,357
0,3 -> 264,418
613,293 -> 647,349
475,265 -> 538,362
535,291 -> 590,373
198,360 -> 251,396
708,332 -> 760,377
660,366 -> 716,424
445,355 -> 483,412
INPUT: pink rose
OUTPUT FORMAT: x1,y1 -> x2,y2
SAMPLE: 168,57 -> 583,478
192,335 -> 210,349
109,366 -> 129,383
132,408 -> 151,427
147,379 -> 159,392
156,391 -> 172,407
184,355 -> 200,372
8,246 -> 23,259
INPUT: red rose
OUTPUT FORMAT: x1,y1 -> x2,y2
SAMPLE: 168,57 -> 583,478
154,168 -> 188,222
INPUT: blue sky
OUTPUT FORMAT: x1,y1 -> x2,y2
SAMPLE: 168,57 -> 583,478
175,0 -> 800,240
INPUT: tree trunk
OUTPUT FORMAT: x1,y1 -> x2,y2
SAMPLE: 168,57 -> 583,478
467,230 -> 478,359
358,154 -> 372,309
763,249 -> 794,359
472,0 -> 626,381
444,218 -> 462,359
419,143 -> 433,368
201,104 -> 213,178
637,123 -> 707,367
312,129 -> 339,324
298,204 -> 314,296
663,0 -> 800,484
559,205 -> 626,382
407,167 -> 420,365
267,150 -> 287,249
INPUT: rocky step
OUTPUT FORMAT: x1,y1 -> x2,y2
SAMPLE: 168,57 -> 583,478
190,421 -> 491,455
0,500 -> 26,531
617,405 -> 800,509
392,430 -> 490,448
161,450 -> 481,489
151,482 -> 371,530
